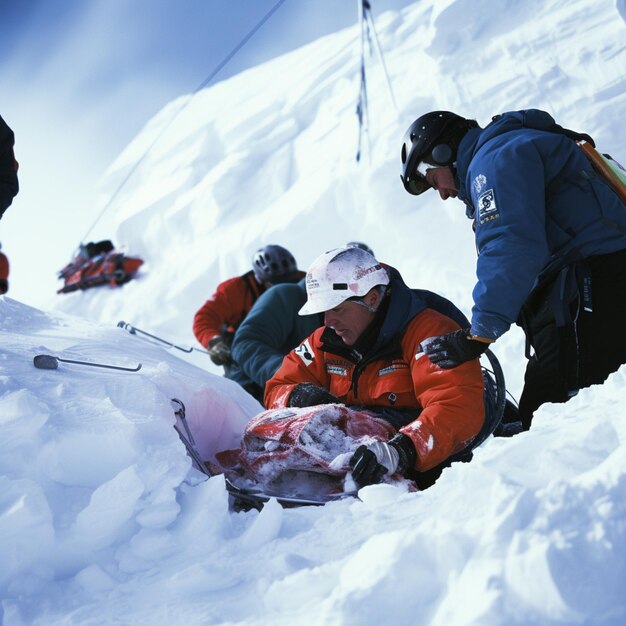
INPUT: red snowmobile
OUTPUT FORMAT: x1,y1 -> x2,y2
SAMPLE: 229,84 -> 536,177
57,240 -> 144,294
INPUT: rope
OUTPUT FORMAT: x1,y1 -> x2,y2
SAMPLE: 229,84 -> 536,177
81,0 -> 288,242
364,2 -> 398,114
355,0 -> 398,163
356,0 -> 372,162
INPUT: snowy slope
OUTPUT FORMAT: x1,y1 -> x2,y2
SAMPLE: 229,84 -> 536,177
2,296 -> 625,625
2,0 -> 626,624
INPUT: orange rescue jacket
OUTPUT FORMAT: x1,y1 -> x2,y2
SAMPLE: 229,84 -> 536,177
0,251 -> 8,279
265,307 -> 485,472
193,270 -> 265,348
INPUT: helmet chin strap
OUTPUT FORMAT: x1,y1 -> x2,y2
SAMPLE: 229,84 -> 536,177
350,285 -> 388,313
351,299 -> 379,313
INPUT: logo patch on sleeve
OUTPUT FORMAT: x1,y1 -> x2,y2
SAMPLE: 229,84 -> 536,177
478,188 -> 499,224
473,174 -> 487,194
294,340 -> 315,366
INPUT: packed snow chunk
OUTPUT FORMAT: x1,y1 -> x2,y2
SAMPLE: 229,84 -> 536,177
0,477 -> 55,591
504,536 -> 580,623
240,497 -> 284,550
505,474 -> 626,623
70,465 -> 145,551
37,427 -> 140,488
74,564 -> 117,593
127,528 -> 177,563
356,481 -> 411,506
135,500 -> 181,530
0,389 -> 49,476
166,476 -> 233,553
0,388 -> 49,429
323,529 -> 450,624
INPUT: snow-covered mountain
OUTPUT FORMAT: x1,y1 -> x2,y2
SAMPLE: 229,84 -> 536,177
2,1 -> 626,624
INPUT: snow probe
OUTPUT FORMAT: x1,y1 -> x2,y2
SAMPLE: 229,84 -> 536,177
118,321 -> 209,354
33,354 -> 142,372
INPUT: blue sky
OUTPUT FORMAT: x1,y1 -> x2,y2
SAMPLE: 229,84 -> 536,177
0,0 -> 414,306
3,0 -> 408,163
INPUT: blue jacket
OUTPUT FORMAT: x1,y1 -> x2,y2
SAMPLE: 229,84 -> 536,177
231,278 -> 324,387
456,109 -> 626,340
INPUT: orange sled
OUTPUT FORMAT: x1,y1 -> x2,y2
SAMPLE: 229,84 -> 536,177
57,240 -> 144,294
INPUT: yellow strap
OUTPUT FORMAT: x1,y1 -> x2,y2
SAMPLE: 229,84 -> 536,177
467,333 -> 496,344
577,140 -> 626,204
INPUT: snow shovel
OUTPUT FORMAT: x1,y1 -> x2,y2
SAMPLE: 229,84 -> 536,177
33,354 -> 142,372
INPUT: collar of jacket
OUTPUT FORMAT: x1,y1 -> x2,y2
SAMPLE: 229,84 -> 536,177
456,109 -> 562,205
319,273 -> 430,363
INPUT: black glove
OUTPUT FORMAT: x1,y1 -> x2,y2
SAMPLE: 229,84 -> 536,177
207,335 -> 233,366
419,328 -> 490,369
287,383 -> 339,407
349,433 -> 417,488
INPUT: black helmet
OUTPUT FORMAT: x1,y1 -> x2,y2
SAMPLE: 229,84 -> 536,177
346,241 -> 374,256
252,244 -> 298,284
400,111 -> 477,195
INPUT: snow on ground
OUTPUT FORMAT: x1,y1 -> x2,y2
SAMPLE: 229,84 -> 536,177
2,0 -> 626,624
2,296 -> 625,625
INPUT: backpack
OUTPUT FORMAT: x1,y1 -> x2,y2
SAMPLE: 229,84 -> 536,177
576,140 -> 626,204
510,109 -> 626,205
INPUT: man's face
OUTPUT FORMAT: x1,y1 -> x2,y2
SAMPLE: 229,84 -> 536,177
425,166 -> 458,200
324,300 -> 375,346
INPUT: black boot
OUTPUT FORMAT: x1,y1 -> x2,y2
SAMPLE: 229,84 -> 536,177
493,400 -> 524,437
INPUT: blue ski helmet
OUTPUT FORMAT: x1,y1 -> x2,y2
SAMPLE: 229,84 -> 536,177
252,245 -> 298,284
400,111 -> 478,195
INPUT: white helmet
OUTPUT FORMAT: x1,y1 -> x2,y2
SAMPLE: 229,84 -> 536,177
299,247 -> 389,315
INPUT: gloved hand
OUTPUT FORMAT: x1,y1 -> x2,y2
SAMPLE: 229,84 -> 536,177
349,433 -> 417,488
207,335 -> 233,366
288,382 -> 340,407
419,328 -> 490,369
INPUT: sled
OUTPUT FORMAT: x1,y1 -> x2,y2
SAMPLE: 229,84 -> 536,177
172,399 -> 382,509
170,348 -> 507,510
57,240 -> 144,294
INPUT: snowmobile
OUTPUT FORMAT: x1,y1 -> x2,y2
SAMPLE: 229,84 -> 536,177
172,349 -> 507,510
57,240 -> 144,294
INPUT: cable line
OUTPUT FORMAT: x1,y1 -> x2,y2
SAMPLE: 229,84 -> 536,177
355,0 -> 398,163
81,0 -> 288,242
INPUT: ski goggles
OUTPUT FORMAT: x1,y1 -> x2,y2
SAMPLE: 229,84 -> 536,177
400,159 -> 434,196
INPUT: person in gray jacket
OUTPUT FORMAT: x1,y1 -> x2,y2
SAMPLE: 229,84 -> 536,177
231,277 -> 323,395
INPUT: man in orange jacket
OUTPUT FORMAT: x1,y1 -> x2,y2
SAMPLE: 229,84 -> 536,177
193,244 -> 304,401
265,246 -> 485,488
